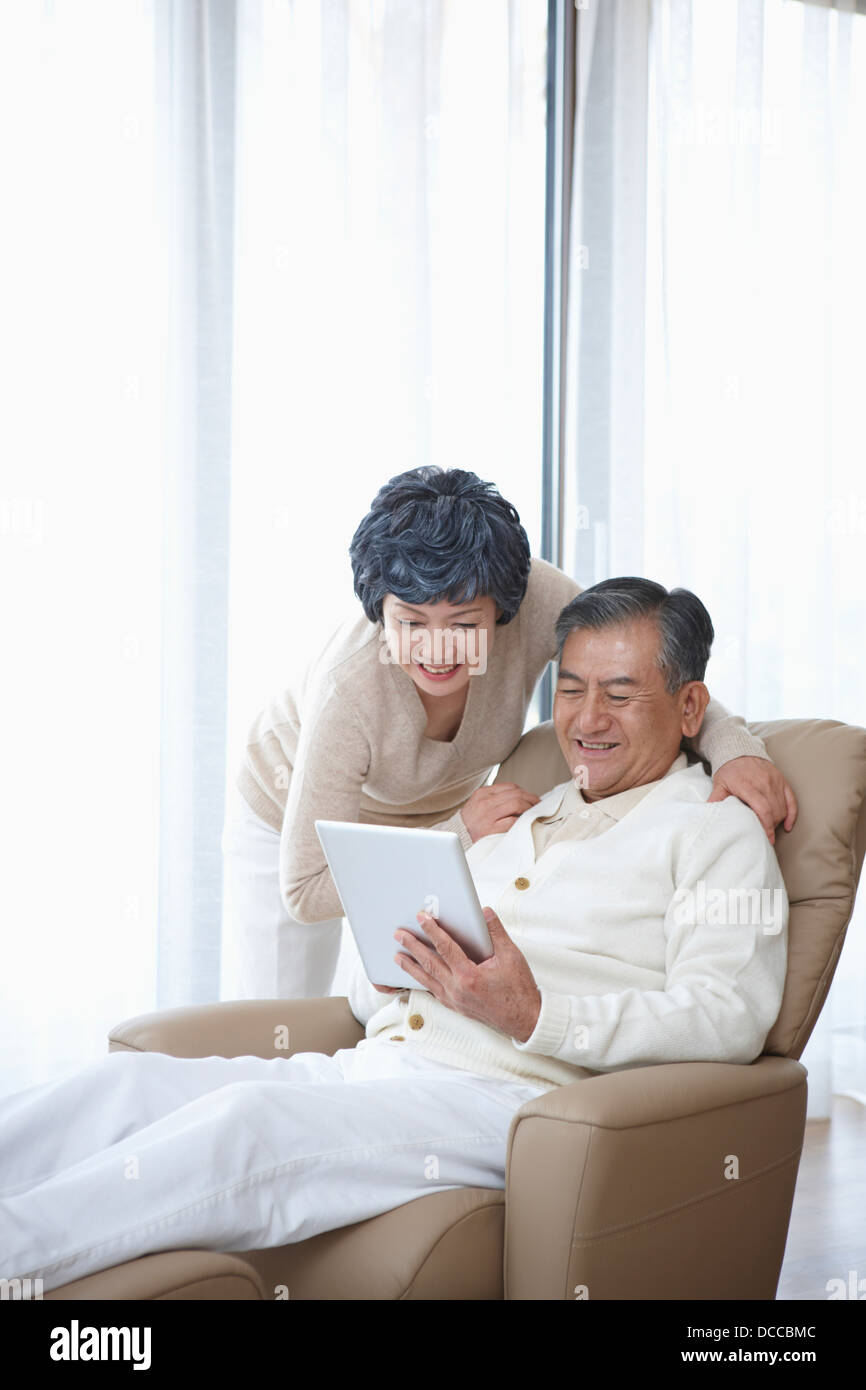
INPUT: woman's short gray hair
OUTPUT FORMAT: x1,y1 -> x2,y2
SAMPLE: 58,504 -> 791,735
349,466 -> 531,626
553,577 -> 714,693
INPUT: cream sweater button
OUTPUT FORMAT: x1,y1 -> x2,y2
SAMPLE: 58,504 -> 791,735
408,1013 -> 425,1030
515,876 -> 530,890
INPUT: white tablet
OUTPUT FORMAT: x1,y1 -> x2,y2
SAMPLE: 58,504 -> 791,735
314,819 -> 493,989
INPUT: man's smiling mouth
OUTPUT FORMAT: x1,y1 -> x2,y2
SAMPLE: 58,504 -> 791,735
575,739 -> 619,750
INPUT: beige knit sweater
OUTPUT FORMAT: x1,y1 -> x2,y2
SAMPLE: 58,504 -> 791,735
235,556 -> 770,924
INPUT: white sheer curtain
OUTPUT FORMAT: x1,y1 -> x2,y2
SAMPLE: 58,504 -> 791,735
0,0 -> 164,1098
224,0 -> 547,765
0,0 -> 548,1096
563,0 -> 866,1116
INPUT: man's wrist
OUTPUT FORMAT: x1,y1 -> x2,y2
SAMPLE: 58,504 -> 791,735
512,990 -> 542,1045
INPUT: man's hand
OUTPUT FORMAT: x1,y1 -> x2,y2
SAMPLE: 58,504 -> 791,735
707,755 -> 798,846
392,907 -> 542,1043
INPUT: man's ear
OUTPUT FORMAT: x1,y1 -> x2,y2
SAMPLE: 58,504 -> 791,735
680,681 -> 710,740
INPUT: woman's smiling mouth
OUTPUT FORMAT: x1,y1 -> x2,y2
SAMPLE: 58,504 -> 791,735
415,660 -> 462,681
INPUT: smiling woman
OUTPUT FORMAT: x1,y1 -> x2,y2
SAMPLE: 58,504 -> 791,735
220,466 -> 788,1004
221,466 -> 549,998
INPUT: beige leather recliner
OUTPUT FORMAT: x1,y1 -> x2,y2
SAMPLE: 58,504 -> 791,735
45,717 -> 866,1300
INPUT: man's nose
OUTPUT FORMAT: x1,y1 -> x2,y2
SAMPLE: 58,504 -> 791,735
569,692 -> 612,736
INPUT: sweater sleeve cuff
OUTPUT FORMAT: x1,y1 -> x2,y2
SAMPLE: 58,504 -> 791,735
511,988 -> 572,1056
430,809 -> 474,853
694,723 -> 771,772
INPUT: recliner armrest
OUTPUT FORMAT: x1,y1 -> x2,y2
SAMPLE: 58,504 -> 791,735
504,1055 -> 807,1300
108,996 -> 366,1060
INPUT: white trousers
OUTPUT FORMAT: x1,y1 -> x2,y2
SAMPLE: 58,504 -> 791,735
0,1040 -> 547,1294
220,780 -> 359,1001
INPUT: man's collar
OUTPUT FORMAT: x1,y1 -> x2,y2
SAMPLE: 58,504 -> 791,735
512,751 -> 693,869
533,750 -> 691,825
573,750 -> 690,820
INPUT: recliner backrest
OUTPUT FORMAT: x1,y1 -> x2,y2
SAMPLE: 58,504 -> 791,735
748,719 -> 866,1058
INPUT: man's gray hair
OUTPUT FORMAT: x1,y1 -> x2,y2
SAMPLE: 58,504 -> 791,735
554,577 -> 714,693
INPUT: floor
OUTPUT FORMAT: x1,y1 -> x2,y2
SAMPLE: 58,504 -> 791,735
776,1096 -> 866,1299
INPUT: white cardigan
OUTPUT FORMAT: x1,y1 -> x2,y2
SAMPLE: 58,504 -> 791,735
348,760 -> 789,1091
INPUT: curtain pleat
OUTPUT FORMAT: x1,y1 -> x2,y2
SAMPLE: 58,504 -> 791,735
154,0 -> 237,1008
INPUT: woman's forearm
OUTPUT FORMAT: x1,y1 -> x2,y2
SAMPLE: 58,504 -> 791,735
690,697 -> 771,772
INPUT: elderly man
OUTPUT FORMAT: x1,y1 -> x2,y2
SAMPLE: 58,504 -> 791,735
0,579 -> 787,1294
